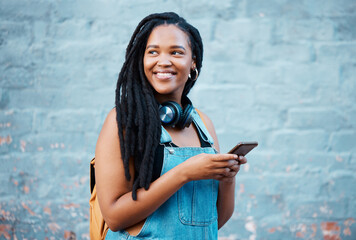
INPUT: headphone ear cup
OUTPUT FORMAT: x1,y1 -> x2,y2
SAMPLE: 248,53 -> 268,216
178,103 -> 194,129
159,101 -> 183,127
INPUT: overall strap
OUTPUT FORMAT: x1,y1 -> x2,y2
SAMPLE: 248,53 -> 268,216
160,108 -> 215,146
192,108 -> 215,146
160,126 -> 172,144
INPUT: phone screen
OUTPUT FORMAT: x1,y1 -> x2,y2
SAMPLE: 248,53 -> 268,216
228,142 -> 258,156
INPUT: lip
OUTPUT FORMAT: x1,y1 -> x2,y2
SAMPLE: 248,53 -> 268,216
153,69 -> 177,74
153,70 -> 177,80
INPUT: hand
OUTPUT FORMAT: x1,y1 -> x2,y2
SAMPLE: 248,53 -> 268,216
179,153 -> 240,182
219,155 -> 247,183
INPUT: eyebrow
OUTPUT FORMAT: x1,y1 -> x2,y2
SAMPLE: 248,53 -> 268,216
146,45 -> 186,51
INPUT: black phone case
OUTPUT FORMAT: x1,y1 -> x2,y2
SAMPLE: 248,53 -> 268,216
228,142 -> 258,156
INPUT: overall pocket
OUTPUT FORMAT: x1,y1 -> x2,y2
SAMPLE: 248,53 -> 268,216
178,179 -> 218,226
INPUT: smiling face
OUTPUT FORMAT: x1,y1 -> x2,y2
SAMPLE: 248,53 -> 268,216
143,24 -> 195,104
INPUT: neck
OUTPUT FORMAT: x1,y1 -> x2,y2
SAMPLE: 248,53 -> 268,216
155,94 -> 182,107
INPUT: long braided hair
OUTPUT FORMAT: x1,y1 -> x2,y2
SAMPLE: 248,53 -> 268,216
115,12 -> 203,200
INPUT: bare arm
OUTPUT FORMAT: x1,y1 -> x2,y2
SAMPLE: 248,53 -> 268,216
198,111 -> 247,229
95,108 -> 239,231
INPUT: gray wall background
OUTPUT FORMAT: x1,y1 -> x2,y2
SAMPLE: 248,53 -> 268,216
1,0 -> 356,239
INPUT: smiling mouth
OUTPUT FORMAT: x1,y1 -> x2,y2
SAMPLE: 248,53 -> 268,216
154,72 -> 176,79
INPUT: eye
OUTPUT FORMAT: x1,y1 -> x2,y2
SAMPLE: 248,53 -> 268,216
172,50 -> 184,55
147,50 -> 158,55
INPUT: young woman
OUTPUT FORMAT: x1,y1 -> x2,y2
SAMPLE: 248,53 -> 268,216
95,12 -> 247,239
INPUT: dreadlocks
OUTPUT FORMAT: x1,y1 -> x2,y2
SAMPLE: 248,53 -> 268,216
115,12 -> 204,200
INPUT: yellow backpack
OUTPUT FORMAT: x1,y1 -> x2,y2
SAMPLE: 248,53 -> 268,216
89,158 -> 109,239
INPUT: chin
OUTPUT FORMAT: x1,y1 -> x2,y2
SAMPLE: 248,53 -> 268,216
153,86 -> 181,97
154,88 -> 176,96
150,83 -> 174,93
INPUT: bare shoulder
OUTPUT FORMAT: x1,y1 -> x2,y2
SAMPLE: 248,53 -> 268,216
96,108 -> 118,146
102,108 -> 118,132
95,107 -> 121,168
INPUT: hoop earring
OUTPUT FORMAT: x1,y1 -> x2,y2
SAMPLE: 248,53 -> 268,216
189,68 -> 199,81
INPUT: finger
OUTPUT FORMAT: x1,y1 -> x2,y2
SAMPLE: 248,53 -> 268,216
226,169 -> 238,177
216,167 -> 231,177
211,167 -> 229,175
218,167 -> 238,177
213,160 -> 239,168
220,165 -> 240,177
237,156 -> 247,164
229,165 -> 240,173
211,154 -> 239,161
221,171 -> 237,179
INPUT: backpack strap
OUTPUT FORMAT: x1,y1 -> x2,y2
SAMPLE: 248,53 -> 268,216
90,158 -> 96,193
195,108 -> 207,129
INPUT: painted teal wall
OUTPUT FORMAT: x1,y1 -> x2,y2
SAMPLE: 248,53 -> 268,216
1,0 -> 355,239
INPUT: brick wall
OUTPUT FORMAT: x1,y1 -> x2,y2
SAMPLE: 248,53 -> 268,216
1,0 -> 355,239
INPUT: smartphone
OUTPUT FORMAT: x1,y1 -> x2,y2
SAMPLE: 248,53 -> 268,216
228,142 -> 258,156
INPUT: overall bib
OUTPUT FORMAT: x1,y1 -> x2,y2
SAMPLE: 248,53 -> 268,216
106,109 -> 219,240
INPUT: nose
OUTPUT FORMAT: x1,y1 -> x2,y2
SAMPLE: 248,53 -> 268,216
157,54 -> 172,67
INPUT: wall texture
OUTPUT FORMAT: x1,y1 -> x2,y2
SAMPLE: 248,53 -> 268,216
1,0 -> 355,239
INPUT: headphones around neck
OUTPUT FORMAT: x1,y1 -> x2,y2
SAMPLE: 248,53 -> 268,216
159,97 -> 194,129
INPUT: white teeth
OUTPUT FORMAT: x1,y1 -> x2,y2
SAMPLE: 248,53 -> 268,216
156,73 -> 173,78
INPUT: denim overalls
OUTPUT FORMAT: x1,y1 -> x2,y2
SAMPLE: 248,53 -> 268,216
106,109 -> 219,240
